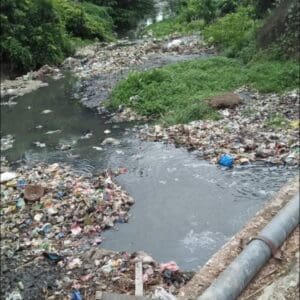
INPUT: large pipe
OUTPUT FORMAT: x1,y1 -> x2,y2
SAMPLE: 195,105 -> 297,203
198,193 -> 300,300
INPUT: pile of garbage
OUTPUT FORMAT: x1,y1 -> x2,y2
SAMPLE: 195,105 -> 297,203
63,36 -> 213,110
141,89 -> 300,167
0,160 -> 193,299
65,36 -> 209,78
1,65 -> 62,101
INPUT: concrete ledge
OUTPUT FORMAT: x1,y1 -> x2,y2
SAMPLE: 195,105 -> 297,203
177,176 -> 299,300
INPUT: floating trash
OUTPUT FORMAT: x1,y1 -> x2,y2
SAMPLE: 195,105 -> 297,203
41,109 -> 52,114
1,135 -> 15,151
92,146 -> 103,151
45,130 -> 62,135
33,141 -> 46,148
218,154 -> 234,168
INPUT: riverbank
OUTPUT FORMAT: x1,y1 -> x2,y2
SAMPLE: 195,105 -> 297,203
1,33 -> 299,299
1,35 -> 213,118
141,88 -> 299,166
0,159 -> 193,299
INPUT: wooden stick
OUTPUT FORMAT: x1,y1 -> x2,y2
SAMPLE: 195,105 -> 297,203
135,260 -> 143,297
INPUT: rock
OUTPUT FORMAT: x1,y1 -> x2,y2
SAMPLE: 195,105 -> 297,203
101,138 -> 120,146
255,146 -> 271,158
238,157 -> 250,165
208,93 -> 241,109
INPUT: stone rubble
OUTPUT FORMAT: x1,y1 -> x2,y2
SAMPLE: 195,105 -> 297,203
141,89 -> 300,166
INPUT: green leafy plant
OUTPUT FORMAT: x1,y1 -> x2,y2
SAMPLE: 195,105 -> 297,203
203,7 -> 258,56
109,56 -> 299,125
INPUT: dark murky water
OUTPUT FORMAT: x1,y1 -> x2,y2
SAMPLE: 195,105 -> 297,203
1,72 -> 297,271
102,140 -> 296,270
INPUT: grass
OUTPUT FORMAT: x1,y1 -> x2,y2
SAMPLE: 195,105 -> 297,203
108,56 -> 299,125
142,17 -> 204,38
70,37 -> 94,49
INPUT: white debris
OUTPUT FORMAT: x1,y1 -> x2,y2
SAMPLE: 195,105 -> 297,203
34,141 -> 46,148
0,172 -> 17,183
92,146 -> 103,151
45,130 -> 62,135
41,109 -> 52,114
101,138 -> 120,146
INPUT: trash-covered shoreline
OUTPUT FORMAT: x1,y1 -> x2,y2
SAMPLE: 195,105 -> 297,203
141,89 -> 300,167
1,35 -> 299,299
1,35 -> 213,114
0,159 -> 194,299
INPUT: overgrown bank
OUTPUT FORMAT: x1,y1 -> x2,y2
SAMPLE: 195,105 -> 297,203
0,0 -> 155,76
109,57 -> 299,125
111,0 -> 299,125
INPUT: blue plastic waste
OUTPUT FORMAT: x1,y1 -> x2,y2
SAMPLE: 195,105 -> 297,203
43,252 -> 64,263
17,179 -> 27,189
218,154 -> 234,168
56,191 -> 65,199
71,290 -> 82,300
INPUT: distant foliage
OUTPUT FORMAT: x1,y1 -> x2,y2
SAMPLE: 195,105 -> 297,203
0,0 -> 155,75
180,0 -> 218,24
86,0 -> 155,31
1,0 -> 73,73
203,7 -> 258,57
217,0 -> 238,16
257,0 -> 300,58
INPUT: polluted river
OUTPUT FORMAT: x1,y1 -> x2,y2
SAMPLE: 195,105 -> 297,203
1,35 -> 298,299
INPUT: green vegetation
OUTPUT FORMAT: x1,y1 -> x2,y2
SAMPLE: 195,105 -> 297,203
143,0 -> 243,38
128,0 -> 299,126
109,57 -> 299,125
144,18 -> 204,38
1,0 -> 155,75
203,7 -> 259,59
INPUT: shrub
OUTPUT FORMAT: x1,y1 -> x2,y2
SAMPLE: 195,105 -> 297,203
143,17 -> 204,38
181,0 -> 217,24
0,0 -> 74,73
216,0 -> 238,16
203,7 -> 259,56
